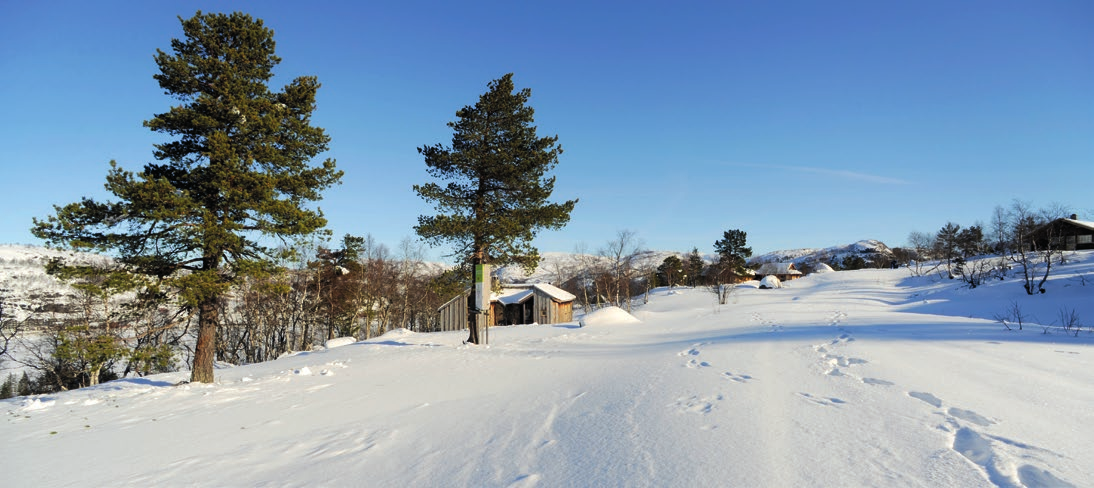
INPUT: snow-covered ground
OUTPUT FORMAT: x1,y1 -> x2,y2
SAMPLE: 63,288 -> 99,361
4,253 -> 1093,487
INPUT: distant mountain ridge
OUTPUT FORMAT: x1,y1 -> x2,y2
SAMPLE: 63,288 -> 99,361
748,239 -> 895,268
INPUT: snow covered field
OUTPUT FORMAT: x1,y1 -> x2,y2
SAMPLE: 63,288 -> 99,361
4,253 -> 1093,487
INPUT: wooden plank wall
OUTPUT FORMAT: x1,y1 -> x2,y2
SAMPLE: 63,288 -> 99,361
436,291 -> 469,332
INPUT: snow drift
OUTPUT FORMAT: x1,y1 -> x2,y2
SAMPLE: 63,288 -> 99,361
578,306 -> 641,327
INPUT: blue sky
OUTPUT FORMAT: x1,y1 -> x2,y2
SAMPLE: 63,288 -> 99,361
1,1 -> 1091,261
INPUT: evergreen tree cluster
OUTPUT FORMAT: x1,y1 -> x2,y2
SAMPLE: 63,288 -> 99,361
0,372 -> 32,399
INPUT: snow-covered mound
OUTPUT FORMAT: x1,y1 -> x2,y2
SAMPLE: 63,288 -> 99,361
759,275 -> 782,289
578,306 -> 641,326
323,337 -> 357,349
812,262 -> 834,273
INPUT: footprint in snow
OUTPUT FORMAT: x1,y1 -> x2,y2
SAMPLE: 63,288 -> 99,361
685,359 -> 711,368
948,407 -> 995,427
828,311 -> 847,326
908,391 -> 943,408
907,392 -> 996,427
678,347 -> 700,357
950,427 -> 1059,488
722,372 -> 753,383
798,392 -> 846,407
1017,465 -> 1076,488
507,473 -> 543,488
862,378 -> 894,386
827,355 -> 867,368
673,394 -> 723,415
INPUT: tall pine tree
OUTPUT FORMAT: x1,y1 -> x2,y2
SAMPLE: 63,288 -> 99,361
714,229 -> 752,280
32,12 -> 342,383
685,248 -> 705,286
415,74 -> 577,344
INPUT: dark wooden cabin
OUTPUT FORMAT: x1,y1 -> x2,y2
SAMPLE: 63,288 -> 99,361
1030,215 -> 1094,251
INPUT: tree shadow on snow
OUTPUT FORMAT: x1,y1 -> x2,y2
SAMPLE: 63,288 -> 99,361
110,377 -> 176,388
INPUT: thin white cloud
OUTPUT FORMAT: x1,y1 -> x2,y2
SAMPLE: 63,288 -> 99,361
725,162 -> 911,185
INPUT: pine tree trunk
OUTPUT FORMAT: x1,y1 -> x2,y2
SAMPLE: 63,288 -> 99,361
191,297 -> 218,383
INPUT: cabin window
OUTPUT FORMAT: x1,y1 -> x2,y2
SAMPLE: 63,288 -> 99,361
1079,235 -> 1093,245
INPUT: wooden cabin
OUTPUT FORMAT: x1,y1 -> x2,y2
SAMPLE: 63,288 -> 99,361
754,262 -> 803,281
1030,215 -> 1094,251
435,283 -> 576,332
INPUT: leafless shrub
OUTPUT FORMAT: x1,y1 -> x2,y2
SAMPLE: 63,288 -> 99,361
993,300 -> 1027,331
955,257 -> 994,289
1057,307 -> 1082,337
710,283 -> 735,306
1071,273 -> 1089,287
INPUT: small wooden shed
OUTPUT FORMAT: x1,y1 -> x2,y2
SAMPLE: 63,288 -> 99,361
435,283 -> 576,332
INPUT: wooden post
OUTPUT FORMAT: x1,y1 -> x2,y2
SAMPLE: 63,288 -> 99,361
469,263 -> 491,344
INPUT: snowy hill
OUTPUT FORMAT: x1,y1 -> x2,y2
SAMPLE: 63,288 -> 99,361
749,239 -> 895,267
4,251 -> 1093,487
494,250 -> 681,284
0,245 -> 111,321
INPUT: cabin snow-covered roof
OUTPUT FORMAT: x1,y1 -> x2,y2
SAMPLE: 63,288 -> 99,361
532,283 -> 576,302
491,283 -> 576,304
1064,219 -> 1094,231
494,287 -> 534,305
755,263 -> 802,276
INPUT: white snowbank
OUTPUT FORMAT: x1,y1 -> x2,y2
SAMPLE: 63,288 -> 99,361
812,262 -> 834,273
375,328 -> 414,339
578,306 -> 641,327
324,337 -> 357,349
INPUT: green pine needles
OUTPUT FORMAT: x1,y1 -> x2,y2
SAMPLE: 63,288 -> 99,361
414,73 -> 577,273
32,11 -> 342,383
